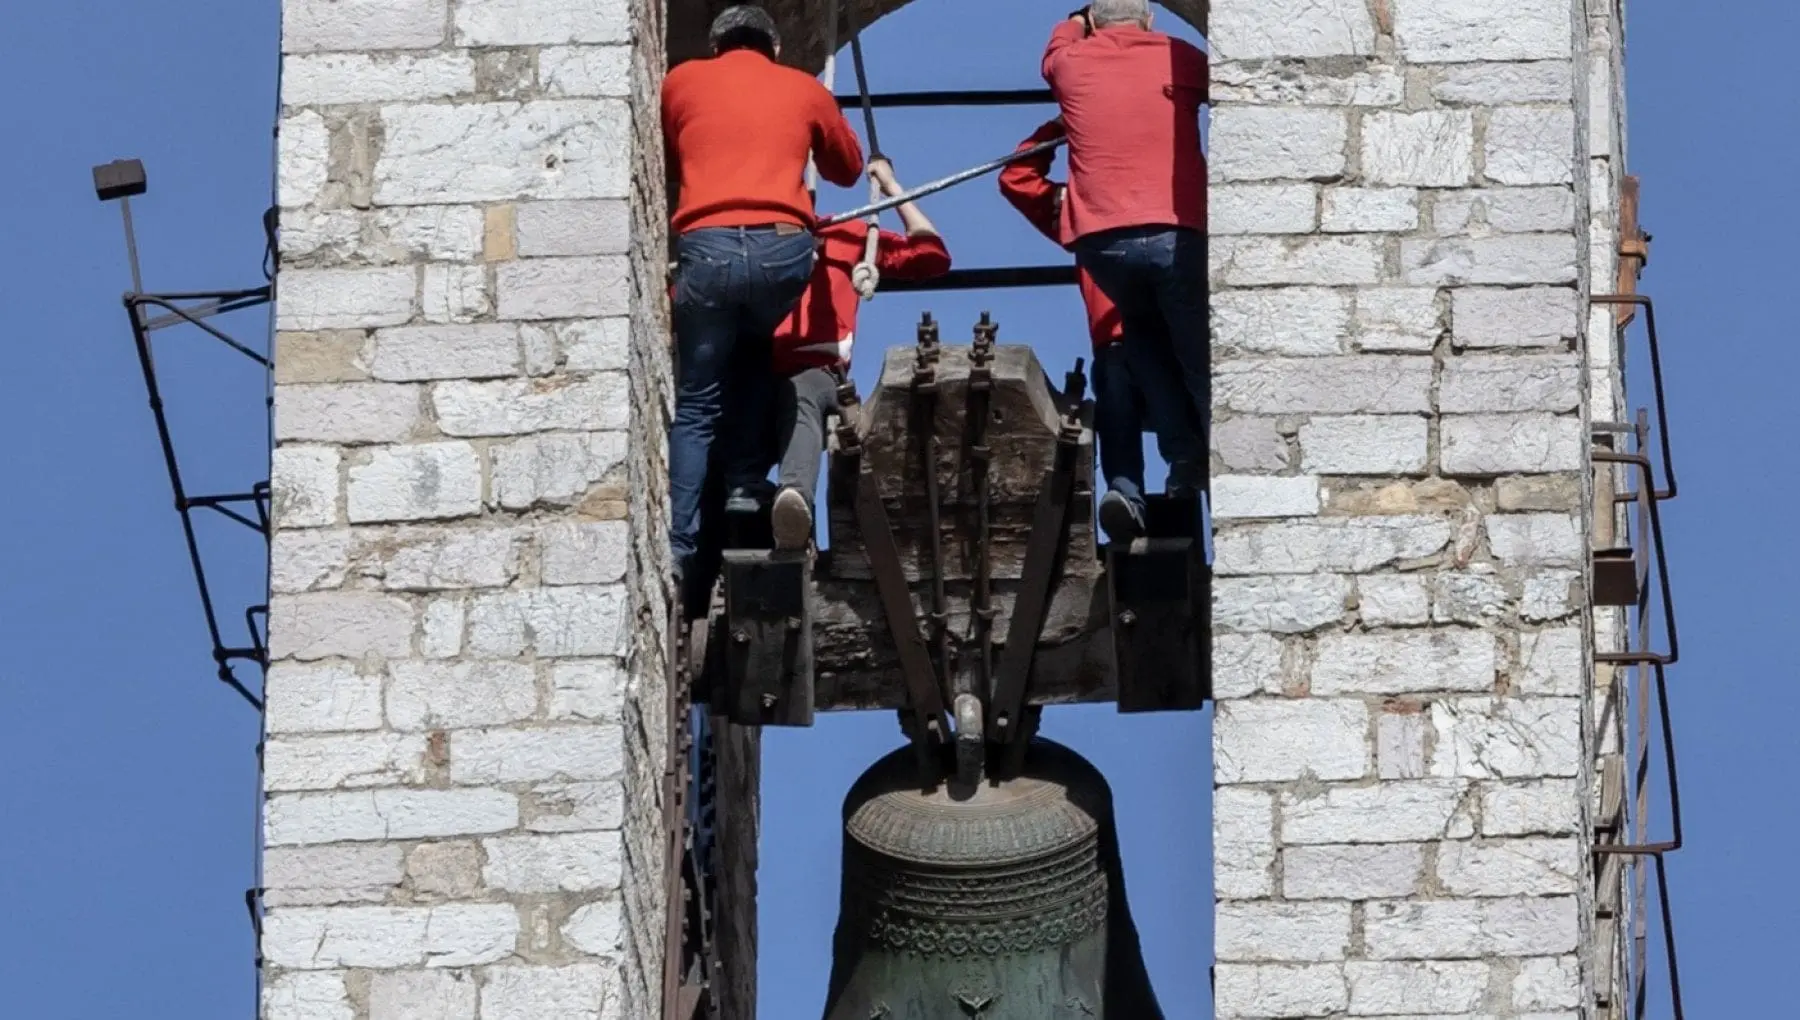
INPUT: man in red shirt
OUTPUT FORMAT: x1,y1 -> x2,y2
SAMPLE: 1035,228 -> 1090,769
661,5 -> 864,607
751,158 -> 952,550
1044,1 -> 1208,539
998,120 -> 1203,542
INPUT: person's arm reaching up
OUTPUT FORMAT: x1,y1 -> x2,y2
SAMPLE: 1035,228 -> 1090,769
865,159 -> 950,280
1042,10 -> 1090,84
810,80 -> 866,188
997,121 -> 1067,244
869,159 -> 938,237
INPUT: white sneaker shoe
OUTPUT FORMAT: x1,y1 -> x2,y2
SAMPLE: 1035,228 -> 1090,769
770,487 -> 813,551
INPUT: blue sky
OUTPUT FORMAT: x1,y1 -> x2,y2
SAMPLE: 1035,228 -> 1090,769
0,0 -> 1771,1016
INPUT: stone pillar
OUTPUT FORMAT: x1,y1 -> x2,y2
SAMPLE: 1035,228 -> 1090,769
1208,1 -> 1616,1016
261,1 -> 670,1017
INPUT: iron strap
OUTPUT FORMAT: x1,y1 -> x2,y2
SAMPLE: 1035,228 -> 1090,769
963,324 -> 998,697
986,420 -> 1081,744
852,467 -> 951,748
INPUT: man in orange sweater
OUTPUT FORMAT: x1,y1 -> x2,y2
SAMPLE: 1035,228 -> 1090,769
747,157 -> 952,550
998,119 -> 1204,543
661,4 -> 864,603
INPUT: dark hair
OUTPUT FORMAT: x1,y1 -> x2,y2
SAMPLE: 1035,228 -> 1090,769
709,5 -> 780,58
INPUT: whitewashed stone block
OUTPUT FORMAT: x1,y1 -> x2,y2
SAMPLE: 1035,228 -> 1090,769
1452,287 -> 1578,348
1213,963 -> 1348,1018
269,592 -> 414,661
1211,184 -> 1320,235
1214,417 -> 1291,471
547,660 -> 626,722
1486,108 -> 1577,185
1362,111 -> 1474,186
279,111 -> 329,209
467,586 -> 627,657
267,663 -> 384,734
272,530 -> 353,593
1436,837 -> 1581,895
1434,187 -> 1576,236
1364,897 -> 1579,959
1353,288 -> 1440,353
515,199 -> 631,256
1210,0 -> 1375,58
1514,955 -> 1582,1010
1215,790 -> 1277,898
421,265 -> 493,324
559,318 -> 631,372
1215,575 -> 1351,633
1214,517 -> 1451,576
1429,697 -> 1582,778
272,445 -> 343,528
265,845 -> 405,907
1215,358 -> 1433,414
284,53 -> 475,105
1378,710 -> 1429,779
1321,188 -> 1419,233
1212,108 -> 1348,181
539,45 -> 632,98
450,725 -> 625,784
262,904 -> 516,969
1522,569 -> 1579,620
347,442 -> 484,523
1213,288 -> 1347,356
1282,780 -> 1473,844
433,377 -> 629,436
381,529 -> 522,590
1212,476 -> 1321,519
1486,513 -> 1583,565
375,101 -> 630,205
1481,780 -> 1582,836
1391,0 -> 1573,63
1433,61 -> 1573,104
541,521 -> 629,584
282,0 -> 446,53
562,901 -> 624,954
1311,630 -> 1496,694
482,832 -> 623,892
369,970 -> 477,1020
1212,634 -> 1285,699
478,965 -> 619,1020
1215,699 -> 1369,783
1216,902 -> 1353,962
276,383 -> 420,444
526,781 -> 625,833
490,432 -> 627,509
264,972 -> 354,1020
1440,414 -> 1582,474
265,789 -> 519,845
1283,844 -> 1424,900
266,733 -> 431,791
1212,236 -> 1384,286
278,268 -> 418,330
496,255 -> 631,319
1300,416 -> 1430,475
1518,628 -> 1583,695
1401,235 -> 1578,285
421,598 -> 466,659
1439,355 -> 1580,413
1357,575 -> 1430,626
1345,960 -> 1489,1015
454,0 -> 631,45
386,661 -> 538,730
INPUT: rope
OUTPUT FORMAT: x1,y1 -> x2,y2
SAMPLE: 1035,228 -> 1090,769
846,3 -> 882,302
818,136 -> 1069,228
805,1 -> 839,194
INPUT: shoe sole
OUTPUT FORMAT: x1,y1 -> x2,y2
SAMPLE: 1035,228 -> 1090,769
1098,495 -> 1144,544
771,491 -> 812,551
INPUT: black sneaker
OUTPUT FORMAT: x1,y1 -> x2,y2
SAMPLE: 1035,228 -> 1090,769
1098,489 -> 1146,544
770,486 -> 813,551
1166,460 -> 1205,501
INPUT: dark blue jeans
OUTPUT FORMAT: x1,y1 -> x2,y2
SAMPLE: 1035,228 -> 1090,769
1076,226 -> 1208,507
669,226 -> 816,569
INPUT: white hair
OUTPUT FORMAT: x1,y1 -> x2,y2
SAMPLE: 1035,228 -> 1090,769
1090,0 -> 1151,26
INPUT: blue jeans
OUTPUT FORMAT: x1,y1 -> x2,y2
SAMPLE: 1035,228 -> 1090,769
669,226 -> 816,569
1076,226 -> 1208,507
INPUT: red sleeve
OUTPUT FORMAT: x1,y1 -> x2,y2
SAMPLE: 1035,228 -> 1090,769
1171,38 -> 1209,104
997,121 -> 1066,244
809,80 -> 866,187
874,230 -> 951,281
1042,20 -> 1087,84
660,67 -> 683,167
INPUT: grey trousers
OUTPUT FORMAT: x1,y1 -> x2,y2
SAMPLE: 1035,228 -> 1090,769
772,366 -> 840,497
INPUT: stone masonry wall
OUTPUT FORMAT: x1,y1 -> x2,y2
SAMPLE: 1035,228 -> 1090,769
262,1 -> 668,1017
1208,1 -> 1617,1017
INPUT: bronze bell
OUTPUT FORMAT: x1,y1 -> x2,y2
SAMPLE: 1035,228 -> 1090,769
822,739 -> 1164,1019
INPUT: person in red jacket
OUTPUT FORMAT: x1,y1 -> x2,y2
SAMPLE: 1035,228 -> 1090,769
1044,1 -> 1208,539
661,5 -> 864,607
747,157 -> 952,550
999,120 -> 1204,541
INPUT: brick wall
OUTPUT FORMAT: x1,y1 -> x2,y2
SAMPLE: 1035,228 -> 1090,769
263,1 -> 667,1016
1207,0 -> 1615,1015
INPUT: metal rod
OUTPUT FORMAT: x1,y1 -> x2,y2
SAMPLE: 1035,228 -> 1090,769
1592,295 -> 1677,500
819,136 -> 1066,227
879,265 -> 1078,293
130,294 -> 271,366
119,197 -> 144,296
836,88 -> 1055,109
846,4 -> 880,159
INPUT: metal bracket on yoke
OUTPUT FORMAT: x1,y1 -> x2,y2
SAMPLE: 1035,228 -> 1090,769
963,314 -> 999,709
719,549 -> 814,727
1108,494 -> 1211,712
837,375 -> 951,780
986,358 -> 1087,755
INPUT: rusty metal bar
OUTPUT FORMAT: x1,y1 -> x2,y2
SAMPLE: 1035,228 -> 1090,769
1591,294 -> 1677,500
1591,448 -> 1678,668
964,314 -> 999,703
912,316 -> 954,697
